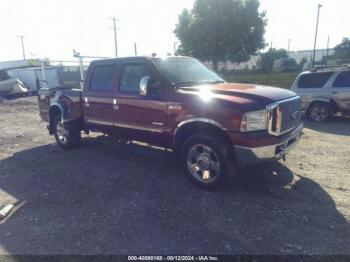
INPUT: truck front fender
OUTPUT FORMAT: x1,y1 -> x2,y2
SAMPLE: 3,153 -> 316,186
173,118 -> 229,151
174,118 -> 228,136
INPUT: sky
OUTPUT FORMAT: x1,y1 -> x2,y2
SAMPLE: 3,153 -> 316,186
0,0 -> 349,62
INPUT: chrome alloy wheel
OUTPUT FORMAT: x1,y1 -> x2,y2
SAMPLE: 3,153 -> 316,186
186,144 -> 221,183
310,106 -> 328,122
56,121 -> 69,145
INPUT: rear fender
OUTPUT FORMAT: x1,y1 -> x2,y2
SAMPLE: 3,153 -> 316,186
48,103 -> 65,134
48,103 -> 81,134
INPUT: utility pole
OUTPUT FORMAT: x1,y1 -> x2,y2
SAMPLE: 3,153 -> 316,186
269,41 -> 273,74
312,4 -> 322,67
17,35 -> 26,60
134,42 -> 138,56
110,17 -> 119,58
326,35 -> 330,56
288,39 -> 291,53
325,35 -> 330,66
174,42 -> 178,55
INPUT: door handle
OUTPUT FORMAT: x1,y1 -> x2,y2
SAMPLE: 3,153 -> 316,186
84,97 -> 90,107
168,102 -> 182,111
113,98 -> 119,110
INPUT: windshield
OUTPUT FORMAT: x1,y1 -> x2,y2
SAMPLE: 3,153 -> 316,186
152,57 -> 225,87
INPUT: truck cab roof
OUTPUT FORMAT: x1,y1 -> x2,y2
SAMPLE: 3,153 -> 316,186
90,55 -> 192,66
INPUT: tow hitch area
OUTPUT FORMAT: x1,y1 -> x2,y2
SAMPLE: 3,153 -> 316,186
276,145 -> 287,161
275,132 -> 301,162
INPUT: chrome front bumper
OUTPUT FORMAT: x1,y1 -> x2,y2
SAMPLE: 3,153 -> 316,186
234,124 -> 303,166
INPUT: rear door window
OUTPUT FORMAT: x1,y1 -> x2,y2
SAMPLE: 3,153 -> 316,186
333,71 -> 350,88
90,65 -> 116,92
298,72 -> 334,88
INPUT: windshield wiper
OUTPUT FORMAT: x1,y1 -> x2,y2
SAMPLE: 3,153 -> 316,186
201,80 -> 225,84
175,81 -> 203,87
176,80 -> 224,87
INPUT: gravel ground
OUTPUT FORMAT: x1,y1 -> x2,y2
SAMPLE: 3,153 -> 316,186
0,96 -> 349,255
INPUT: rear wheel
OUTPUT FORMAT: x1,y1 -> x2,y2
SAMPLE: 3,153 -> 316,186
180,132 -> 237,190
52,116 -> 81,149
307,102 -> 331,122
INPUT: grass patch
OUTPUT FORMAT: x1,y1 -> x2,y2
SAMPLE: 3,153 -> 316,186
224,72 -> 299,89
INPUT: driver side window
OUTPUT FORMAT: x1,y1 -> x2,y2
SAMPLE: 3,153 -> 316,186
119,63 -> 151,93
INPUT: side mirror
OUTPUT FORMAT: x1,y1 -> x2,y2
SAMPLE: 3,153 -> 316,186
140,76 -> 151,96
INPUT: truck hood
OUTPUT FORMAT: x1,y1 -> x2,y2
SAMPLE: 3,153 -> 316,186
178,83 -> 298,111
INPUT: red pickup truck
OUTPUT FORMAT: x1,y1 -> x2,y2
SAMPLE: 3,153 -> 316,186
38,56 -> 303,189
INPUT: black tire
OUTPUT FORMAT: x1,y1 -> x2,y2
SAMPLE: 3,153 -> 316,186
180,132 -> 237,190
52,116 -> 81,149
307,102 -> 331,122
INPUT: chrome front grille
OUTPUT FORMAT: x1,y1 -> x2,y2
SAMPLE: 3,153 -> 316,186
267,96 -> 302,136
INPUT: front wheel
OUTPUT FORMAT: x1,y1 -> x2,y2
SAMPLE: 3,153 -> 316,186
180,132 -> 237,190
52,116 -> 81,149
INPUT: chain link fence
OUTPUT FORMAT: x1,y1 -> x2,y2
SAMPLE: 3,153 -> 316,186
204,49 -> 339,89
43,56 -> 110,90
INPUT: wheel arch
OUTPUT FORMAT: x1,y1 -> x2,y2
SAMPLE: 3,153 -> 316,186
173,118 -> 233,156
329,99 -> 339,114
308,98 -> 330,105
307,98 -> 338,114
48,103 -> 65,134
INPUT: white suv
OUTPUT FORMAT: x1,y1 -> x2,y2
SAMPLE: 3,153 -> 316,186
291,67 -> 350,122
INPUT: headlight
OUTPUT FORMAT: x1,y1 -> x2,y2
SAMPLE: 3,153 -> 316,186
240,110 -> 268,132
